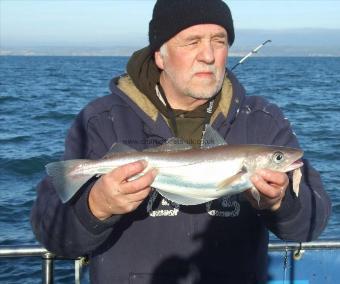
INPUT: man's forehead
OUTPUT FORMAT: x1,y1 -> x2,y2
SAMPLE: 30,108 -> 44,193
175,24 -> 228,40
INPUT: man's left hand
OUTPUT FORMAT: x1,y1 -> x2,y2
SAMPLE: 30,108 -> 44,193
245,169 -> 289,211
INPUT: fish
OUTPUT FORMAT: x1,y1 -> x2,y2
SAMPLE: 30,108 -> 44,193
46,125 -> 303,205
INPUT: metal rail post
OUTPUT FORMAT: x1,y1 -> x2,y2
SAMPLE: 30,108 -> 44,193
75,259 -> 82,284
42,252 -> 55,284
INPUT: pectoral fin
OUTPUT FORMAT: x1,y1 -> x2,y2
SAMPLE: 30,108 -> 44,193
217,167 -> 247,189
250,186 -> 261,205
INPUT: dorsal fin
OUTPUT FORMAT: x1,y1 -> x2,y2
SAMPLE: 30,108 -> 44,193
103,143 -> 137,158
144,138 -> 192,152
201,125 -> 227,149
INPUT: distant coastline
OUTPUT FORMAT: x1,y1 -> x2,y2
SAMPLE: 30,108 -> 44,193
1,29 -> 339,57
1,49 -> 339,57
1,46 -> 340,57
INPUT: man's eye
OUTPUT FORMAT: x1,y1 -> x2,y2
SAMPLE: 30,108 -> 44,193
213,39 -> 227,45
187,41 -> 199,46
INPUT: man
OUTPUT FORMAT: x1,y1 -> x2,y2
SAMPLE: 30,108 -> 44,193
31,0 -> 331,283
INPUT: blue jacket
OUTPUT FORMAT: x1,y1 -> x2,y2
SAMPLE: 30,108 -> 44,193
31,70 -> 331,284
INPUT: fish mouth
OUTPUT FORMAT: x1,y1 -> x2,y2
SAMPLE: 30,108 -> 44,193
286,159 -> 304,172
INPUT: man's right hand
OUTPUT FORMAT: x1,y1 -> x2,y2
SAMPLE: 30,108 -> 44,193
88,160 -> 157,220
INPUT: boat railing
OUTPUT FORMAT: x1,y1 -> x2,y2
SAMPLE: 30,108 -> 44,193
1,241 -> 340,284
0,244 -> 86,284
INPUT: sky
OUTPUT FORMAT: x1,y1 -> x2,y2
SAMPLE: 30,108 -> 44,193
1,0 -> 340,47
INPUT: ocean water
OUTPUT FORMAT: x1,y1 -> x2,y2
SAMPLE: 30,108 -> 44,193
0,56 -> 339,283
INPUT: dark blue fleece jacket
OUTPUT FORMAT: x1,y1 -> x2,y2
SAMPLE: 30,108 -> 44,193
31,70 -> 331,284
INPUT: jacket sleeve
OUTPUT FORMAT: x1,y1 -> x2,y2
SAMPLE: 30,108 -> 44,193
245,98 -> 331,242
30,105 -> 124,258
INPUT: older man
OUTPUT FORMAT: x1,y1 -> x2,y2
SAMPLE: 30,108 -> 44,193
31,0 -> 331,283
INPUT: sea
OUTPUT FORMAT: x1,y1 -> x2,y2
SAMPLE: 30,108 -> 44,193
1,55 -> 340,283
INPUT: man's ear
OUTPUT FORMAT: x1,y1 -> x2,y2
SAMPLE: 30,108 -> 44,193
154,51 -> 164,70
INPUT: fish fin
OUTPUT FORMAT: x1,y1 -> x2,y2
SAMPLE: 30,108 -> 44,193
46,160 -> 93,203
144,138 -> 192,152
292,167 -> 302,197
250,186 -> 261,205
217,167 -> 247,189
105,143 -> 137,156
201,125 -> 227,149
157,189 -> 213,206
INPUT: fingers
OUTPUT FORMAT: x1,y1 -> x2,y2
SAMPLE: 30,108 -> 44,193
88,161 -> 158,219
110,160 -> 148,183
122,168 -> 158,194
248,169 -> 289,211
251,169 -> 288,199
251,174 -> 280,199
244,187 -> 282,211
256,169 -> 287,187
126,187 -> 153,203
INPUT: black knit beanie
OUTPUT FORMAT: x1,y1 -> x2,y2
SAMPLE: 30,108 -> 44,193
149,0 -> 234,53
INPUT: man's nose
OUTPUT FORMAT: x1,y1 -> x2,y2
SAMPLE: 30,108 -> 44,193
197,41 -> 215,64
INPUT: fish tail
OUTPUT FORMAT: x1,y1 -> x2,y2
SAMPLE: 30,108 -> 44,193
46,159 -> 93,203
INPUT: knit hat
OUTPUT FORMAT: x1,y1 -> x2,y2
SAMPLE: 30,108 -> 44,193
149,0 -> 235,53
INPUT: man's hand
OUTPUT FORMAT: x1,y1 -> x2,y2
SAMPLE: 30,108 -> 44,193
245,169 -> 289,211
88,160 -> 157,220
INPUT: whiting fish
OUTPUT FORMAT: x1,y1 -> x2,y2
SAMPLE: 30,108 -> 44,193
46,126 -> 303,205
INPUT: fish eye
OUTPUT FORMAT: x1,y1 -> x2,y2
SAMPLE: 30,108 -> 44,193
272,151 -> 284,164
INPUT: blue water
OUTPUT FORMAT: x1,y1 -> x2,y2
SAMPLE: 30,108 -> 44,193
1,56 -> 340,283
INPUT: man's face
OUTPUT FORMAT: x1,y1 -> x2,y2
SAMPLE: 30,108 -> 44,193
155,24 -> 228,101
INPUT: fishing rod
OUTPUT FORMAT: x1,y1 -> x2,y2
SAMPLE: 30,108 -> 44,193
231,40 -> 272,71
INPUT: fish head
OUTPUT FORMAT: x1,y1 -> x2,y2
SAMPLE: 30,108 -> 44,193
245,145 -> 304,173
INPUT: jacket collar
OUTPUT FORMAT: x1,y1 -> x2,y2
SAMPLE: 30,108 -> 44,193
109,70 -> 245,140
